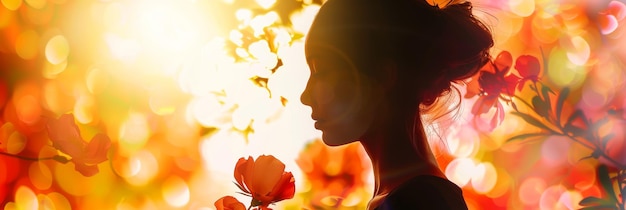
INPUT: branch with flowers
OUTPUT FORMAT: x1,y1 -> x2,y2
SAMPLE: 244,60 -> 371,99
0,114 -> 111,177
468,50 -> 626,209
214,155 -> 296,210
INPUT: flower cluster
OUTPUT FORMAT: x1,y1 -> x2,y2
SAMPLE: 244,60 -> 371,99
215,155 -> 295,210
466,51 -> 541,131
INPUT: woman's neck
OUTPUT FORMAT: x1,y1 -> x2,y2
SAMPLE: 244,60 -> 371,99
359,116 -> 444,202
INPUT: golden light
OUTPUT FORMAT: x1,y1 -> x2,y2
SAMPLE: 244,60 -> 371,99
4,128 -> 25,154
45,192 -> 71,210
255,0 -> 276,9
15,29 -> 38,60
509,0 -> 535,17
44,35 -> 69,65
2,0 -> 626,209
445,157 -> 476,187
124,150 -> 160,186
28,162 -> 53,190
447,127 -> 480,158
564,35 -> 591,66
519,177 -> 547,206
1,0 -> 22,11
546,47 -> 586,88
119,113 -> 151,154
290,5 -> 320,34
470,162 -> 498,194
161,176 -> 191,208
24,0 -> 44,9
12,186 -> 38,210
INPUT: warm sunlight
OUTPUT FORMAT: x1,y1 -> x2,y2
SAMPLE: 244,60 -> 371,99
1,0 -> 626,209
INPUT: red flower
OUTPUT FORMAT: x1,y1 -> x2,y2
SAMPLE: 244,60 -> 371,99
215,196 -> 246,210
478,51 -> 520,96
468,51 -> 542,131
514,55 -> 541,90
470,51 -> 519,131
234,155 -> 295,209
46,114 -> 111,176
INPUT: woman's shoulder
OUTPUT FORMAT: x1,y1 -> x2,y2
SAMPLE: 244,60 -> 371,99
375,175 -> 469,210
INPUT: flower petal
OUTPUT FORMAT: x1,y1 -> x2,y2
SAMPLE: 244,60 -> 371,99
471,96 -> 497,115
268,172 -> 296,202
251,155 -> 285,200
490,102 -> 505,129
73,162 -> 99,177
234,156 -> 254,194
504,74 -> 521,96
514,55 -> 541,78
214,196 -> 246,210
46,114 -> 85,157
494,51 -> 512,74
81,133 -> 111,164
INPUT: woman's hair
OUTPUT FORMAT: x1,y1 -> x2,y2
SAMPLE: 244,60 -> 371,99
307,0 -> 494,108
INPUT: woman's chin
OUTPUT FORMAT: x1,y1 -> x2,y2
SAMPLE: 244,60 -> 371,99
320,132 -> 357,146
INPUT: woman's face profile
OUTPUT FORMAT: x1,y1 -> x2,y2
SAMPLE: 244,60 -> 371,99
300,44 -> 376,146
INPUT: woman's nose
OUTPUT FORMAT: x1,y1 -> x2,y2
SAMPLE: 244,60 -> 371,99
300,80 -> 312,107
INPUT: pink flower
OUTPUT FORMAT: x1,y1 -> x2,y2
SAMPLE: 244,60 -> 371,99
46,114 -> 111,176
598,1 -> 626,34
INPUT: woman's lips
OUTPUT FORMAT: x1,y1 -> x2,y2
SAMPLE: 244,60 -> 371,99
314,120 -> 324,129
312,117 -> 325,130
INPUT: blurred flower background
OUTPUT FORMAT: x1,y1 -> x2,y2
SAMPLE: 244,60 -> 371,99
0,0 -> 625,209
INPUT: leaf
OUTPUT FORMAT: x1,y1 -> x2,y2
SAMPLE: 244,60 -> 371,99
592,118 -> 609,138
511,101 -> 519,112
556,87 -> 570,127
270,58 -> 283,73
597,165 -> 618,203
579,205 -> 618,210
540,85 -> 553,109
563,110 -> 588,137
532,96 -> 550,119
600,133 -> 614,149
233,181 -> 251,196
53,155 -> 70,164
563,123 -> 586,137
579,196 -> 613,206
250,76 -> 269,88
506,133 -> 547,142
511,112 -> 552,131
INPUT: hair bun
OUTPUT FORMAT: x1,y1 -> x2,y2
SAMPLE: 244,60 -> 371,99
437,1 -> 493,81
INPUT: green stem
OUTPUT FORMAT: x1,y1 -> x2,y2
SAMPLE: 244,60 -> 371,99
513,95 -> 534,112
555,133 -> 626,169
0,151 -> 58,161
514,87 -> 626,169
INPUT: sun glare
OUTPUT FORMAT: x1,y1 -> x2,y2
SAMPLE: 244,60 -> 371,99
1,0 -> 626,209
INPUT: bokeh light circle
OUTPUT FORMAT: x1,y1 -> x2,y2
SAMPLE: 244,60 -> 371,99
44,35 -> 70,65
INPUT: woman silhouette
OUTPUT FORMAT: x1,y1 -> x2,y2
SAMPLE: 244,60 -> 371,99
300,0 -> 493,209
